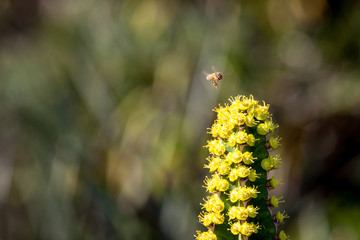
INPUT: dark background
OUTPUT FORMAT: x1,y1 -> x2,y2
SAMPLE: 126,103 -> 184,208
1,0 -> 360,239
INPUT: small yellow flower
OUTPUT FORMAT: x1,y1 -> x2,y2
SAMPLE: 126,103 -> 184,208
202,195 -> 225,213
203,175 -> 218,193
227,206 -> 248,220
278,230 -> 290,240
246,205 -> 259,218
230,221 -> 242,235
229,189 -> 239,203
206,139 -> 226,156
242,151 -> 255,165
237,165 -> 251,178
235,131 -> 248,144
204,156 -> 221,173
245,114 -> 257,127
228,168 -> 239,182
274,211 -> 289,223
246,133 -> 256,146
217,159 -> 232,175
216,178 -> 229,192
254,101 -> 270,120
257,123 -> 269,135
226,150 -> 243,164
239,222 -> 259,236
199,212 -> 224,226
269,136 -> 281,149
248,169 -> 259,182
227,133 -> 237,147
265,118 -> 278,133
195,230 -> 217,240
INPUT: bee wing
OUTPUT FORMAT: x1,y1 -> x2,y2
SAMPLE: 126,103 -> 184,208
202,70 -> 210,76
223,72 -> 231,76
211,66 -> 217,72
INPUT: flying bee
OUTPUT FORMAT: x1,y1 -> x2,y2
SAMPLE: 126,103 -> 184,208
203,67 -> 224,88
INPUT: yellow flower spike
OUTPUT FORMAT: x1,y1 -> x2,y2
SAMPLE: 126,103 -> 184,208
197,95 -> 289,239
195,230 -> 217,240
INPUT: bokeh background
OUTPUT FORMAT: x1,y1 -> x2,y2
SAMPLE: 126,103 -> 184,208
1,0 -> 360,239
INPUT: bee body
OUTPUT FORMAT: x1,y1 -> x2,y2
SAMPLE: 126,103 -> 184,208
205,71 -> 223,88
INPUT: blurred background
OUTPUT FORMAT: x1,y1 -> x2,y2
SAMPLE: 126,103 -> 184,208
1,0 -> 360,239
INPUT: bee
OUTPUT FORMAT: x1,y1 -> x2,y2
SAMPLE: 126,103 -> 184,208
203,67 -> 224,88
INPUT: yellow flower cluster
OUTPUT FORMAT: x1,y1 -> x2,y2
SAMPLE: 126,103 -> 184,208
196,95 -> 279,240
196,95 -> 290,240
